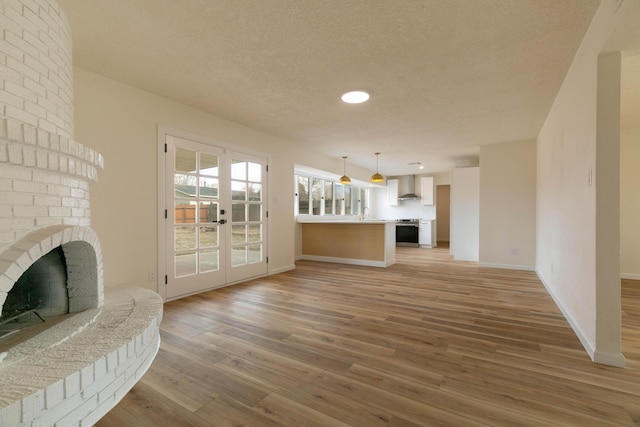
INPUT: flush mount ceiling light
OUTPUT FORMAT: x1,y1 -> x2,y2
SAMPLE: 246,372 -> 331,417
339,156 -> 351,184
341,91 -> 370,104
370,152 -> 384,183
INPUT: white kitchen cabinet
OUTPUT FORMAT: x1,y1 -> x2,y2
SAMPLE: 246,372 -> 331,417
419,220 -> 437,248
421,176 -> 434,205
387,178 -> 399,206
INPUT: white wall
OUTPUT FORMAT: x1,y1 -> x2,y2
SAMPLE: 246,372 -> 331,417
450,167 -> 479,261
621,127 -> 640,279
479,140 -> 536,270
73,68 -> 339,290
536,0 -> 638,366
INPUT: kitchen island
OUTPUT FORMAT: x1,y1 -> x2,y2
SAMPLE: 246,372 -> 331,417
298,219 -> 396,267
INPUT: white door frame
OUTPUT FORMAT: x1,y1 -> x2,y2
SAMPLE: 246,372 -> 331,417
156,125 -> 270,301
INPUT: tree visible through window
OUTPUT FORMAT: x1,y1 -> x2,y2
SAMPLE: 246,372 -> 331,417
297,176 -> 309,215
311,178 -> 323,215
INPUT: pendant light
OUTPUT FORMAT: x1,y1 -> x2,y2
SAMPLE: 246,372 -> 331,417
370,152 -> 384,183
339,156 -> 351,184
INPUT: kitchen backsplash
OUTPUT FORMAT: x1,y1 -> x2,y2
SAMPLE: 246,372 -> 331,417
371,190 -> 437,220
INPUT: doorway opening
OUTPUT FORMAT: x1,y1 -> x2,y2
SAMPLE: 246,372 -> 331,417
436,185 -> 450,247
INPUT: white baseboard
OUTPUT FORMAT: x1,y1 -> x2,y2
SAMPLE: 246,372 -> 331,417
269,264 -> 296,275
535,270 -> 625,367
621,273 -> 640,280
594,350 -> 626,368
479,262 -> 534,271
536,270 -> 596,361
299,254 -> 393,268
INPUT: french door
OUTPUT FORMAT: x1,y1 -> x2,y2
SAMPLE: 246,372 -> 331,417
164,133 -> 268,300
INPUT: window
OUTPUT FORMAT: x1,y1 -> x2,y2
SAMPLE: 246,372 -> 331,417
334,183 -> 343,215
343,185 -> 351,215
324,181 -> 334,215
351,187 -> 360,215
311,177 -> 323,215
295,174 -> 369,217
297,176 -> 309,215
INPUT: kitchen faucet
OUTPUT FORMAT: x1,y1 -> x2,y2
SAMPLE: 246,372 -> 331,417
361,207 -> 370,221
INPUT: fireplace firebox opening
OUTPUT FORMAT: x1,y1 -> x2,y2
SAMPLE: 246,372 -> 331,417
0,239 -> 99,343
1,247 -> 68,321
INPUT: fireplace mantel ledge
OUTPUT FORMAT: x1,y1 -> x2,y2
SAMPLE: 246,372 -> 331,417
0,286 -> 163,426
0,117 -> 104,183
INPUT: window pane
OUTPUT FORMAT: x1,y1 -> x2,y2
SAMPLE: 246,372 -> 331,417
344,186 -> 351,216
231,160 -> 246,180
199,153 -> 218,176
175,252 -> 196,277
248,204 -> 261,221
232,181 -> 246,201
232,203 -> 246,222
175,174 -> 197,199
199,226 -> 217,248
175,200 -> 196,224
311,178 -> 322,215
351,187 -> 360,215
248,244 -> 261,264
335,184 -> 344,215
248,224 -> 261,243
297,176 -> 309,215
232,246 -> 246,266
199,249 -> 218,273
199,177 -> 218,200
362,189 -> 369,214
232,225 -> 246,244
175,148 -> 196,173
200,201 -> 218,224
175,226 -> 196,250
324,182 -> 333,215
248,162 -> 261,182
248,183 -> 261,202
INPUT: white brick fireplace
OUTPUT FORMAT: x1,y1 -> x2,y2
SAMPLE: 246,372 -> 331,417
0,0 -> 162,425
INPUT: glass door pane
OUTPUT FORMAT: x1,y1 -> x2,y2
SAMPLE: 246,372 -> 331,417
166,136 -> 225,299
173,149 -> 221,278
227,153 -> 267,283
231,159 -> 261,267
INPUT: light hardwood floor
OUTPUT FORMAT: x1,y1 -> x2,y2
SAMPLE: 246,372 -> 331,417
97,247 -> 640,426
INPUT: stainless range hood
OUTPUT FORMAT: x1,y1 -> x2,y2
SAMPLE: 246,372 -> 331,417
397,175 -> 420,200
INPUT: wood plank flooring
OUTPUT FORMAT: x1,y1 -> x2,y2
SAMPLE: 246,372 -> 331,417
97,247 -> 640,426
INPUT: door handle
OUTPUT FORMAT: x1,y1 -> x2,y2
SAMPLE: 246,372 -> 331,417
218,219 -> 227,225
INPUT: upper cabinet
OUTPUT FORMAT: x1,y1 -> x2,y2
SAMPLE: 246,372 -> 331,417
387,178 -> 399,206
421,176 -> 434,205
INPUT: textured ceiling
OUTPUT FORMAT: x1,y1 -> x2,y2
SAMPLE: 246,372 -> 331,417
56,0 -> 635,176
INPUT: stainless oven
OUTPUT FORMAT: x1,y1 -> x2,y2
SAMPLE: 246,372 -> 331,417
395,219 -> 419,247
